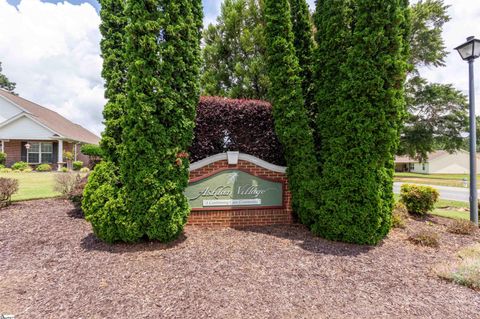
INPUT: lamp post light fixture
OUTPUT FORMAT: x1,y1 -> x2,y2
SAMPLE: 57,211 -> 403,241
455,36 -> 480,226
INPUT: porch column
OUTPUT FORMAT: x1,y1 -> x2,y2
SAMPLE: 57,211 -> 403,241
57,140 -> 64,170
0,140 -> 3,153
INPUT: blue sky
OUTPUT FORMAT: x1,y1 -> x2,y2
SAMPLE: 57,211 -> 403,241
0,0 -> 479,135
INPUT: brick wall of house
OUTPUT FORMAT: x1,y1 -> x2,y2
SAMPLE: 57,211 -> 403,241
3,140 -> 22,167
187,159 -> 294,227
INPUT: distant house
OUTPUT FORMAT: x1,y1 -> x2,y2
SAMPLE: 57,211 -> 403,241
0,89 -> 100,169
395,150 -> 480,174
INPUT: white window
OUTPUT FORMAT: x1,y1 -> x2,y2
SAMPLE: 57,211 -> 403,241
27,142 -> 53,164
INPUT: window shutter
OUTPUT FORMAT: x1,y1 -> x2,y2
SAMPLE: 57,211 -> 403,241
53,142 -> 58,163
21,141 -> 27,162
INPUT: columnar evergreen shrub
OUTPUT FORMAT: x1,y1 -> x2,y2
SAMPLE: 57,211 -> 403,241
190,97 -> 285,165
288,0 -> 315,115
83,0 -> 203,243
312,0 -> 410,244
264,0 -> 320,226
98,0 -> 127,164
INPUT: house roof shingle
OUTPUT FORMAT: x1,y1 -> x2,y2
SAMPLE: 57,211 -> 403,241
0,89 -> 100,145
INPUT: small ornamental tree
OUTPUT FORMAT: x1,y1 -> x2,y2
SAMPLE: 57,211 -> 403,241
312,0 -> 409,244
264,0 -> 320,226
83,0 -> 203,243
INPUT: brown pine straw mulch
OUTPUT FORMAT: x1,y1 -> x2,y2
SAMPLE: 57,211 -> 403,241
1,199 -> 480,319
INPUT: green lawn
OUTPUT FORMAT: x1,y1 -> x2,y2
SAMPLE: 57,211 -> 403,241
0,172 -> 61,201
394,172 -> 480,188
395,194 -> 471,220
433,198 -> 471,220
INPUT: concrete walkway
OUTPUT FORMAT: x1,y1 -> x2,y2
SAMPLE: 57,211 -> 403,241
393,182 -> 474,202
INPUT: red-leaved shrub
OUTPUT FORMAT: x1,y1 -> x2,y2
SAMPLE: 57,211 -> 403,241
190,97 -> 285,165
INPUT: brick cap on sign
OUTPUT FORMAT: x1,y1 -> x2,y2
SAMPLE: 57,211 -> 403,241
189,152 -> 287,173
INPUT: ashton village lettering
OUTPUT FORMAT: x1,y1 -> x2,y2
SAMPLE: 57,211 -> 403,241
185,170 -> 283,209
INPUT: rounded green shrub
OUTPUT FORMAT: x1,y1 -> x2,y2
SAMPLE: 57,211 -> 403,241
83,161 -> 142,243
0,152 -> 6,165
72,161 -> 84,171
11,161 -> 30,171
36,164 -> 52,172
400,184 -> 439,216
80,167 -> 90,173
60,167 -> 69,173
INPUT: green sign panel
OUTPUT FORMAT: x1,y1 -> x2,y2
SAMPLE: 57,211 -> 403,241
185,169 -> 283,209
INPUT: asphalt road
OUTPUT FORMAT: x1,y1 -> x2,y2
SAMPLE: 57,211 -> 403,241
393,182 -> 473,202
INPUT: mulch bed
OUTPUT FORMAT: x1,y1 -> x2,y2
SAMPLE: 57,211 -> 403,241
1,199 -> 479,319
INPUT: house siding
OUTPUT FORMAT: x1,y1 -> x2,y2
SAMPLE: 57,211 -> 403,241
0,116 -> 55,140
0,95 -> 22,122
428,152 -> 472,174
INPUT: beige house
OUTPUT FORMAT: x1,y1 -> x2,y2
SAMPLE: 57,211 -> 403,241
395,150 -> 480,174
0,89 -> 100,169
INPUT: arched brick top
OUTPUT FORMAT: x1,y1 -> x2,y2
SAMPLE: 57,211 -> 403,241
190,152 -> 286,173
187,153 -> 293,227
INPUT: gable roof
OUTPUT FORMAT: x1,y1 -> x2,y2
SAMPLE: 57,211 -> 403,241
0,89 -> 100,144
395,150 -> 473,163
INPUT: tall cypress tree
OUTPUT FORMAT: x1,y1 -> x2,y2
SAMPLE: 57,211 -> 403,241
313,0 -> 409,245
118,0 -> 202,242
289,0 -> 315,113
264,0 -> 319,226
83,0 -> 203,243
98,0 -> 127,163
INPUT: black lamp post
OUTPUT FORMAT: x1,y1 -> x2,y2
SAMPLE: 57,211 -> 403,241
455,36 -> 480,226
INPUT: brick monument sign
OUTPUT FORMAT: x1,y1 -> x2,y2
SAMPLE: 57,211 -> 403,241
186,152 -> 293,227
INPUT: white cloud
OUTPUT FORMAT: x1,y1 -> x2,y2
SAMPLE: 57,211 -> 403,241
417,0 -> 480,112
1,0 -> 479,139
0,0 -> 105,135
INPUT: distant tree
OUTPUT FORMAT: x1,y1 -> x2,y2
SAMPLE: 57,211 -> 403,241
264,0 -> 319,226
399,0 -> 468,161
201,0 -> 269,100
0,61 -> 16,94
400,77 -> 468,160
